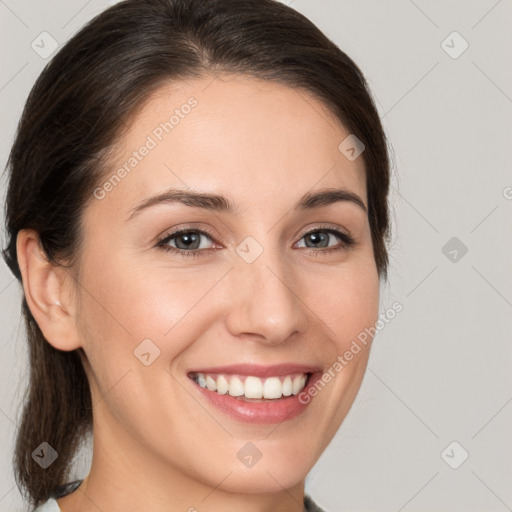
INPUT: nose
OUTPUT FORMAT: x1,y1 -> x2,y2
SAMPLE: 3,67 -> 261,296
223,244 -> 308,346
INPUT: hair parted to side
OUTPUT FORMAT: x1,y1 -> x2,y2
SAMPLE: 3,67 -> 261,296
2,0 -> 391,507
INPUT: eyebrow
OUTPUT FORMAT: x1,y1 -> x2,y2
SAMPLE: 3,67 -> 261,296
126,186 -> 367,222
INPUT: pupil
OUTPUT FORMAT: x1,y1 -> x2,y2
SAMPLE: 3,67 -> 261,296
307,232 -> 327,248
177,232 -> 199,250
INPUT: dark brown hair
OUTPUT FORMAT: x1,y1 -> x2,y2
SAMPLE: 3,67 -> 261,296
2,0 -> 391,507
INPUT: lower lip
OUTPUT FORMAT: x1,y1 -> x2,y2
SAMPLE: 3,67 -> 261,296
190,373 -> 321,424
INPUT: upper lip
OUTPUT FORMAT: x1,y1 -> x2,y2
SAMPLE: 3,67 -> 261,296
187,363 -> 322,378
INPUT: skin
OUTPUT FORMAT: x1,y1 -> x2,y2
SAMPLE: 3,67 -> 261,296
17,74 -> 380,512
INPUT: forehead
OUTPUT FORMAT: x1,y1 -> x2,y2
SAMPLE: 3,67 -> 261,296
94,74 -> 367,220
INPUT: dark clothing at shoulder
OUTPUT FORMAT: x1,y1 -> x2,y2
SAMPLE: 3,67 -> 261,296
304,493 -> 326,511
50,479 -> 82,499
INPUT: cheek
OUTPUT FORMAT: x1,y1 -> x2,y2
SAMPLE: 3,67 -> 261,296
298,258 -> 379,447
338,271 -> 379,344
77,251 -> 227,371
307,253 -> 380,349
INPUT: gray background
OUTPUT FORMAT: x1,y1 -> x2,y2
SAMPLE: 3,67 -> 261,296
1,1 -> 511,511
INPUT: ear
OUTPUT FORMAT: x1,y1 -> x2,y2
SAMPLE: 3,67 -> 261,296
16,229 -> 82,351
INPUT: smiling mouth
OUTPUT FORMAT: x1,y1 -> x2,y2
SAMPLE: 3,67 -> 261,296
188,372 -> 311,401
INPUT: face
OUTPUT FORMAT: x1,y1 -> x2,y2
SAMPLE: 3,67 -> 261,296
72,74 -> 380,496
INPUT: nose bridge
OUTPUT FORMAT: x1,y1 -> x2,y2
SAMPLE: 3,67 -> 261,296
224,236 -> 306,344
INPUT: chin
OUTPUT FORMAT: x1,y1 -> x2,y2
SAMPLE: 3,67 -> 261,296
201,442 -> 316,495
213,465 -> 309,495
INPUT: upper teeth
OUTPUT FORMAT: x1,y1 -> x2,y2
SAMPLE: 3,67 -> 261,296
192,373 -> 308,399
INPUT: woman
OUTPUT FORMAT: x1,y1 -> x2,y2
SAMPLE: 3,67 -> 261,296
2,0 -> 391,510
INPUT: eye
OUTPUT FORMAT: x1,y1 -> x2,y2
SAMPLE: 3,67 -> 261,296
156,224 -> 355,258
296,226 -> 355,253
156,227 -> 217,258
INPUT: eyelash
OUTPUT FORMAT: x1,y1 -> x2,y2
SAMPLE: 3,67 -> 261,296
155,224 -> 356,258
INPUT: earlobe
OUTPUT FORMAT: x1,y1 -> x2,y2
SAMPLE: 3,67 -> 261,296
16,229 -> 82,352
